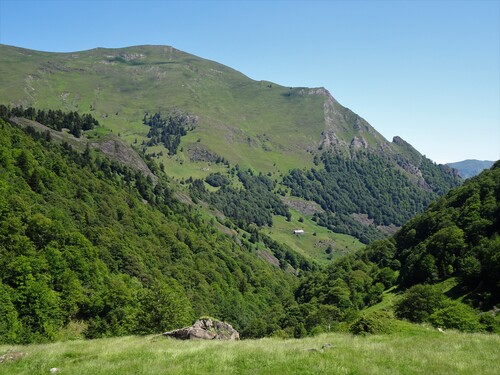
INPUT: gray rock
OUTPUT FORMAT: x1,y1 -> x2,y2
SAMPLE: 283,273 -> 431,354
163,318 -> 240,340
0,350 -> 26,363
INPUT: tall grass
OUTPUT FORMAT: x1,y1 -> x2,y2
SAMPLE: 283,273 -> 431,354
1,330 -> 498,374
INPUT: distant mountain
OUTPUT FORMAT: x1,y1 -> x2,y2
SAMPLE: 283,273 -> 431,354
447,159 -> 495,179
0,44 -> 461,251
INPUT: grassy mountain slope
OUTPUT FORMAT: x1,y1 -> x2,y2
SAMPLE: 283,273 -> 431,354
0,44 -> 460,254
0,44 -> 327,172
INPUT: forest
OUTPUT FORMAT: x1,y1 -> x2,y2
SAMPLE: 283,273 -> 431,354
189,169 -> 315,272
0,118 -> 305,343
0,105 -> 99,138
283,151 -> 460,243
0,110 -> 498,344
143,111 -> 196,155
294,161 -> 499,334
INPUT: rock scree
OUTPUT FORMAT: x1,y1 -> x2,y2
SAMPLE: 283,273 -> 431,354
163,318 -> 240,340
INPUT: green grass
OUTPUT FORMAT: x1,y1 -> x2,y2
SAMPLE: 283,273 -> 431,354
0,45 -> 329,177
1,331 -> 498,374
363,286 -> 399,315
267,208 -> 364,265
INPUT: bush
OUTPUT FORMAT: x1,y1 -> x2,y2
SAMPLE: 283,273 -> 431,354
349,311 -> 394,335
205,173 -> 230,187
479,313 -> 500,333
395,284 -> 447,323
429,302 -> 482,332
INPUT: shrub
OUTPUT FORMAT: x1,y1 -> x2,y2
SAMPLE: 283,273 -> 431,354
205,173 -> 230,187
429,302 -> 482,332
395,284 -> 447,323
479,313 -> 500,333
349,311 -> 394,335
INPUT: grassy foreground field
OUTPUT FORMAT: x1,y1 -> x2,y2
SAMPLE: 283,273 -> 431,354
1,330 -> 499,375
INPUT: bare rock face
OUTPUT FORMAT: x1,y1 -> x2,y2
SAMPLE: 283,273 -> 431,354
350,136 -> 368,149
163,318 -> 240,340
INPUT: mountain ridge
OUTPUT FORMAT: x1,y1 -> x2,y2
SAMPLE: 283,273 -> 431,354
0,44 -> 426,161
0,43 -> 461,247
447,159 -> 495,179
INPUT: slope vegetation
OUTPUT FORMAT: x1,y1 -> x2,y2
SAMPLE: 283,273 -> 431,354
294,162 -> 499,334
0,119 -> 306,344
0,45 -> 461,247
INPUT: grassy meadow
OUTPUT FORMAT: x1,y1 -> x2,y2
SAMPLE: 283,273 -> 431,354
268,210 -> 363,265
1,329 -> 499,375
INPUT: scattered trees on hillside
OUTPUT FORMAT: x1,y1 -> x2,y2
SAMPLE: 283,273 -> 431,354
190,168 -> 289,228
143,110 -> 196,155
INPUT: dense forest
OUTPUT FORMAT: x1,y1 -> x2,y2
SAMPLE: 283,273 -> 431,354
294,162 -> 499,334
394,162 -> 500,308
283,151 -> 461,243
0,118 -> 306,344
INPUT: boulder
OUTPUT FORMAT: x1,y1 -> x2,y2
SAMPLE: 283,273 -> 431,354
163,318 -> 239,340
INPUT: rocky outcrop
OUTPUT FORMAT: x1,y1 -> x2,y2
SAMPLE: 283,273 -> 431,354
163,318 -> 240,340
350,136 -> 368,149
92,135 -> 157,184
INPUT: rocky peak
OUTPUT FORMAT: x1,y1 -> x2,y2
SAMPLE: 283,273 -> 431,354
392,136 -> 414,149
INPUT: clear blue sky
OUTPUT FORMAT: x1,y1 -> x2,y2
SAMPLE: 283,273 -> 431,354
1,0 -> 498,163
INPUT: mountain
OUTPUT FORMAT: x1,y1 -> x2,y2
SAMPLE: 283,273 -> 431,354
0,44 -> 460,254
0,44 -> 494,343
447,159 -> 495,179
0,119 -> 495,343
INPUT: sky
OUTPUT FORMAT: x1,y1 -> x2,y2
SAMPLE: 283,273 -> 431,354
0,0 -> 498,164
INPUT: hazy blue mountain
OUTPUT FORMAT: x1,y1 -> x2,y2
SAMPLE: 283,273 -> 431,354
447,159 -> 495,179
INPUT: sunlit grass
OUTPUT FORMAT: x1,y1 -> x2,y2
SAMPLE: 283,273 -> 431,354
268,209 -> 363,264
1,330 -> 498,375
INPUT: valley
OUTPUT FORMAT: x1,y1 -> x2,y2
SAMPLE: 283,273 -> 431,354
0,44 -> 498,370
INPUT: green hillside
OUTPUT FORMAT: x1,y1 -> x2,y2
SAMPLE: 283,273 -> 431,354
294,162 -> 500,334
395,160 -> 500,307
0,119 -> 312,343
0,82 -> 496,348
0,44 -> 461,249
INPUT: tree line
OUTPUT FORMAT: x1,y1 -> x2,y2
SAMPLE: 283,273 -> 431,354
0,104 -> 99,138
